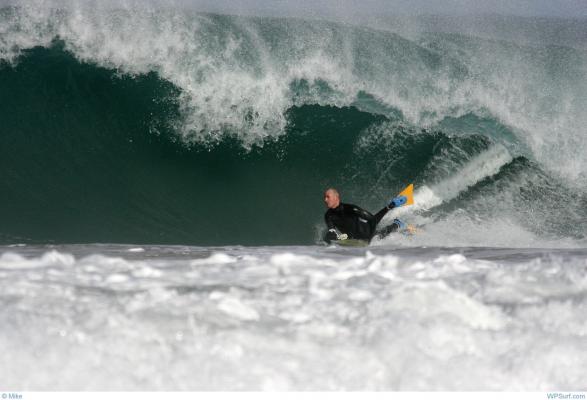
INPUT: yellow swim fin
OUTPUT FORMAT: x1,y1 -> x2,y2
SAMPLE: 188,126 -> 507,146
396,183 -> 414,206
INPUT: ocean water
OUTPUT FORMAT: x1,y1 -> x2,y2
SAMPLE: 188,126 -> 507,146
1,2 -> 586,390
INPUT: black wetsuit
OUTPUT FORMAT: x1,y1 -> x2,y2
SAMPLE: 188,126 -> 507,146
324,202 -> 397,243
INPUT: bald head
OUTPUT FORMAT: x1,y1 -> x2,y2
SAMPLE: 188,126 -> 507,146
324,188 -> 340,209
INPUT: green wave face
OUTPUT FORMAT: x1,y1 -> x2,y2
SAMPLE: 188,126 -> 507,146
1,8 -> 586,246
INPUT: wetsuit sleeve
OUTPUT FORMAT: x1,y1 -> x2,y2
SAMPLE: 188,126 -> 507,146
323,211 -> 338,243
324,212 -> 335,229
350,205 -> 373,220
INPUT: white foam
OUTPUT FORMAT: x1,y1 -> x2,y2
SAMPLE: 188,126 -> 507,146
216,296 -> 260,321
1,245 -> 586,389
190,252 -> 237,266
386,212 -> 586,248
389,280 -> 508,330
0,250 -> 75,269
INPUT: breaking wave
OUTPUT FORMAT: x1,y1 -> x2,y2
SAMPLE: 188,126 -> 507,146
1,5 -> 586,246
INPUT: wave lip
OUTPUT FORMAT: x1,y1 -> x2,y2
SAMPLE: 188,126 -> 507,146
3,5 -> 587,177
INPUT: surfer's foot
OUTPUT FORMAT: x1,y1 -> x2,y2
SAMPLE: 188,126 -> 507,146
392,218 -> 406,229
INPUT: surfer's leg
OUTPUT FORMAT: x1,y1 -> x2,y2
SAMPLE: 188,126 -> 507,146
380,222 -> 400,236
373,206 -> 390,225
368,207 -> 393,240
371,220 -> 401,241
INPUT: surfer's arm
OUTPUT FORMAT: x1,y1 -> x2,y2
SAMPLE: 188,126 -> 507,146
324,213 -> 346,242
324,212 -> 335,230
324,214 -> 337,242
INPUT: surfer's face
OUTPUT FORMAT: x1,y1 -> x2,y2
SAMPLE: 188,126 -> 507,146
324,190 -> 340,209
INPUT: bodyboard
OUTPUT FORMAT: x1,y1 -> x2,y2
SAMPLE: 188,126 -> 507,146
331,239 -> 369,247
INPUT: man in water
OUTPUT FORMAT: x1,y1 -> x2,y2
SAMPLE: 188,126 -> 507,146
323,188 -> 404,243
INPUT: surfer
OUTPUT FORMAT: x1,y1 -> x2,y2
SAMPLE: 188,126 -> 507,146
323,188 -> 405,244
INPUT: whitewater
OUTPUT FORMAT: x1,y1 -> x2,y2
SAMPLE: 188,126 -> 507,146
1,1 -> 586,391
2,244 -> 586,390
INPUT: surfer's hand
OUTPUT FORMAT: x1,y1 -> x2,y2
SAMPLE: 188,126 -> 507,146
326,229 -> 347,241
325,229 -> 339,241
